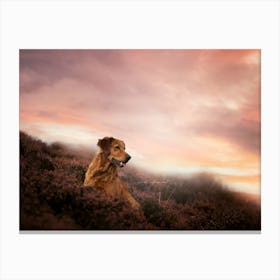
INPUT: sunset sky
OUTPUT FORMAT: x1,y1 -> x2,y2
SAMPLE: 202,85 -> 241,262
20,50 -> 261,194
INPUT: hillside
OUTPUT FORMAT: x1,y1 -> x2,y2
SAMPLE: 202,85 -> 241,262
20,131 -> 261,230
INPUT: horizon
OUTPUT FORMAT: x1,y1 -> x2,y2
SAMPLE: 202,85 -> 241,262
20,129 -> 260,197
20,49 -> 261,195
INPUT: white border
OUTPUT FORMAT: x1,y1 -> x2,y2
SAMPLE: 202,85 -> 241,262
1,1 -> 279,280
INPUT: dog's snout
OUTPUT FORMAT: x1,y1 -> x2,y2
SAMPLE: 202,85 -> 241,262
125,154 -> 131,163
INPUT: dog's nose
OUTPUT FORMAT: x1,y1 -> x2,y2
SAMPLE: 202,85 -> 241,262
125,154 -> 131,163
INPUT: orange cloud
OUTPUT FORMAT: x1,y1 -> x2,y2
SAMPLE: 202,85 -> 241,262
218,174 -> 260,184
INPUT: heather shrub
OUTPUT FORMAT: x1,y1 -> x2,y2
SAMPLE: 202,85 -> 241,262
20,131 -> 261,230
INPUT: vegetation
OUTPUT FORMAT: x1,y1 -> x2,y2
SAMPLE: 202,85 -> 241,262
20,132 -> 261,230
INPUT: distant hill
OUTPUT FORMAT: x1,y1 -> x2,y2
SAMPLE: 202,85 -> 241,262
20,131 -> 261,230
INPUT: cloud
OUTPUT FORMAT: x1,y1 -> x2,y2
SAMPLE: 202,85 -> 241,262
20,49 -> 261,193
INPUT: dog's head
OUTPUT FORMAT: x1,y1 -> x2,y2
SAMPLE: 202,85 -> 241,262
97,137 -> 131,168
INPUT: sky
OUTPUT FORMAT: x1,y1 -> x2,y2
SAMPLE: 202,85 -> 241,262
20,49 -> 261,194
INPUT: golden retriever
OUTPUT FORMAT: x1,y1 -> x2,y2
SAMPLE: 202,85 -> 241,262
83,137 -> 140,208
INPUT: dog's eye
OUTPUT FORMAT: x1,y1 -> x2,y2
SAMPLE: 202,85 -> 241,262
115,146 -> 120,151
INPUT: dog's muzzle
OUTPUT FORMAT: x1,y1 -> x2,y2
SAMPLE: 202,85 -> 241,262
112,154 -> 131,168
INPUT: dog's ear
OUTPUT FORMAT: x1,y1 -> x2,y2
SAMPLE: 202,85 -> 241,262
97,137 -> 114,153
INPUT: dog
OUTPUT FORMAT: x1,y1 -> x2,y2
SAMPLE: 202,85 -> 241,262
83,137 -> 140,209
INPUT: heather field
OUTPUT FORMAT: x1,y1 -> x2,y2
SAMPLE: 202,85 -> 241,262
20,132 -> 261,231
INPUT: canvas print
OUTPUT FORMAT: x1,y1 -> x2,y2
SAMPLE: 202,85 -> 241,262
20,49 -> 261,230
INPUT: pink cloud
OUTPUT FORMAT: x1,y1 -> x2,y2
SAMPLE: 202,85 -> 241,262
20,49 -> 261,193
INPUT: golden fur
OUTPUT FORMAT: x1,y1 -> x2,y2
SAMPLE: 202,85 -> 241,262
83,137 -> 140,208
